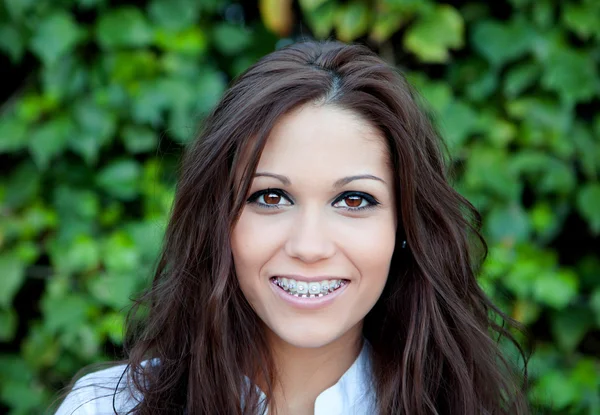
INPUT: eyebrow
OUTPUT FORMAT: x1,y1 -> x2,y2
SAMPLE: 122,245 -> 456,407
253,172 -> 386,187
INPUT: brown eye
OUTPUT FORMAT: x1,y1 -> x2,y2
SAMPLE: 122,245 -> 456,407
263,193 -> 281,205
247,189 -> 292,208
344,195 -> 363,208
332,192 -> 378,211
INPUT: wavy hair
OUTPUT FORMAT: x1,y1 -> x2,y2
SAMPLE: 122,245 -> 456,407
121,41 -> 529,414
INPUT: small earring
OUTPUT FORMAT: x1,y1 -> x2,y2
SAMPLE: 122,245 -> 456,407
401,240 -> 407,249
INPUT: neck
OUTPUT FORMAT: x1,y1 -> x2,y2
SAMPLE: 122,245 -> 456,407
264,323 -> 364,415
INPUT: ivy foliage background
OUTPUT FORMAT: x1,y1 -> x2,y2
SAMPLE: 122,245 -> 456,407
0,0 -> 599,413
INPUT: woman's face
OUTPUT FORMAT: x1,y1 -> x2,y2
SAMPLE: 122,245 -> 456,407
231,104 -> 397,349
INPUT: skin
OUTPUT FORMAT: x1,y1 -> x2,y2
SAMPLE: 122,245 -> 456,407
231,103 -> 397,415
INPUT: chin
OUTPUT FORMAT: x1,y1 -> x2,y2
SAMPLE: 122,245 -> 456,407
267,322 -> 356,349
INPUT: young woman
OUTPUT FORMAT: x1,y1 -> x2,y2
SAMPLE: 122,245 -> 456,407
56,41 -> 529,415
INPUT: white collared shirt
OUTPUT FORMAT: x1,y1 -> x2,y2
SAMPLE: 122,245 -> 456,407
55,342 -> 376,415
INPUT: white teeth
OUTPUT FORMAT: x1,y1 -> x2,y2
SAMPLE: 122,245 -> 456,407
308,282 -> 321,294
296,281 -> 308,294
273,277 -> 346,298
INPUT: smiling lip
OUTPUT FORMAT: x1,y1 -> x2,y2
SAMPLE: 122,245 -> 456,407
269,278 -> 349,310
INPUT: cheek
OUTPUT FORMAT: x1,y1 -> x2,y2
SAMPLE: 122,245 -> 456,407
340,215 -> 396,276
231,210 -> 281,285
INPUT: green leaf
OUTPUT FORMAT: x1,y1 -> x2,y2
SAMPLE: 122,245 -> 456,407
577,183 -> 600,234
572,122 -> 598,180
74,99 -> 117,140
212,23 -> 252,56
591,288 -> 600,326
88,272 -> 139,309
0,253 -> 26,309
19,203 -> 58,240
370,11 -> 405,43
538,160 -> 576,194
98,312 -> 126,344
464,145 -> 521,201
550,307 -> 594,352
529,370 -> 579,410
49,234 -> 100,275
53,186 -> 100,223
334,1 -> 371,42
485,204 -> 531,244
0,115 -> 27,153
2,161 -> 40,209
101,230 -> 141,274
302,1 -> 336,39
96,159 -> 142,200
70,99 -> 117,164
3,0 -> 37,21
479,114 -> 516,148
0,356 -> 33,383
121,125 -> 158,154
194,69 -> 227,114
96,7 -> 153,49
41,294 -> 90,334
504,255 -> 539,298
15,93 -> 59,123
404,5 -> 464,63
99,201 -> 124,227
126,220 -> 164,262
167,104 -> 197,143
0,375 -> 47,413
78,0 -> 107,7
151,72 -> 225,141
28,116 -> 74,170
503,62 -> 540,98
383,0 -> 433,14
471,18 -> 535,67
438,99 -> 480,151
533,269 -> 579,309
512,298 -> 541,325
409,76 -> 453,114
0,307 -> 17,341
155,27 -> 208,56
148,0 -> 201,30
0,24 -> 24,62
41,55 -> 88,100
106,50 -> 160,86
531,0 -> 554,30
571,358 -> 600,391
29,11 -> 83,65
506,97 -> 571,136
563,2 -> 600,40
130,79 -> 171,124
530,202 -> 561,242
541,46 -> 598,103
464,69 -> 498,102
298,0 -> 329,12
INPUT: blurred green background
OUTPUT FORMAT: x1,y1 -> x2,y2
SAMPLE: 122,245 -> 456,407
0,0 -> 599,413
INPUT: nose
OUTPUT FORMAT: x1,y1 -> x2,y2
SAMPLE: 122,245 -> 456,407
284,209 -> 335,263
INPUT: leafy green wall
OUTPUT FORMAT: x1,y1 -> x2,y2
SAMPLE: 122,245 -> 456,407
0,0 -> 598,413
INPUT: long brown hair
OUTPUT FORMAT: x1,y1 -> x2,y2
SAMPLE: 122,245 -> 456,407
122,40 -> 529,414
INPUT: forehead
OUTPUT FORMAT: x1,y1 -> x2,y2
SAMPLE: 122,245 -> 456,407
257,104 -> 390,177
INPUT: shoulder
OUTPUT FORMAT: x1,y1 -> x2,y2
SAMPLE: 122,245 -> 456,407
54,364 -> 140,415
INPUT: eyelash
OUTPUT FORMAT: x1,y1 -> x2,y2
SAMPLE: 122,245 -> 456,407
246,188 -> 380,212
